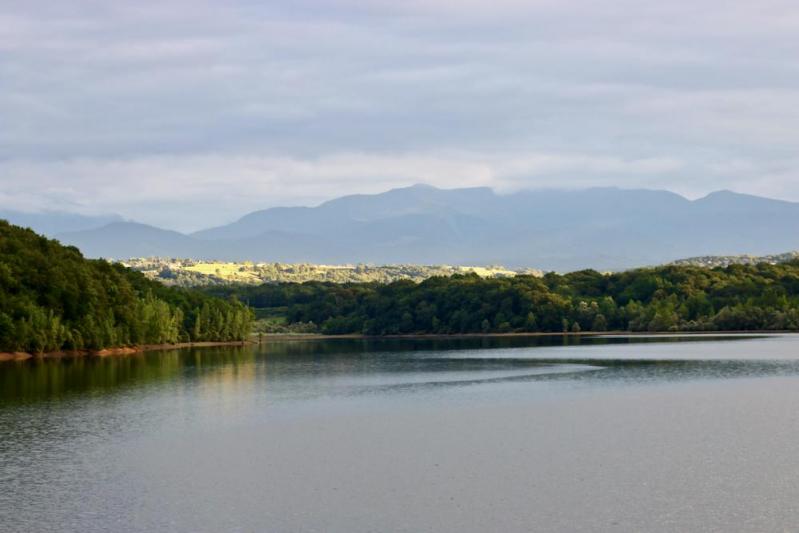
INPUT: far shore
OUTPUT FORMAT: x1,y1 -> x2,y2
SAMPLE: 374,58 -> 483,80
2,330 -> 790,362
254,330 -> 785,341
0,340 -> 252,362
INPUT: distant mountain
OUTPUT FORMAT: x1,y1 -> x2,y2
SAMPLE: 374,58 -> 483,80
191,184 -> 494,241
0,210 -> 122,236
56,222 -> 200,259
52,185 -> 799,270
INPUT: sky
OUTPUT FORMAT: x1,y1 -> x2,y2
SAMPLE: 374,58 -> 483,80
2,0 -> 799,232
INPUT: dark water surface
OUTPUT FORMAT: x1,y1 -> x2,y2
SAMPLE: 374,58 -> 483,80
3,334 -> 799,532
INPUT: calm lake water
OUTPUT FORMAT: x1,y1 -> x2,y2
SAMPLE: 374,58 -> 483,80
3,334 -> 799,532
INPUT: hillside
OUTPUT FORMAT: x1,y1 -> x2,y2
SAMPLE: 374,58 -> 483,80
0,221 -> 252,354
209,262 -> 799,335
671,251 -> 799,268
122,257 -> 542,286
30,185 -> 799,271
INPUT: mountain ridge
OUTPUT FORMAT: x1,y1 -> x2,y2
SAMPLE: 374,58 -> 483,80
0,209 -> 123,236
5,185 -> 797,271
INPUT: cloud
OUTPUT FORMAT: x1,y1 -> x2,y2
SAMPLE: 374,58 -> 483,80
1,0 -> 799,228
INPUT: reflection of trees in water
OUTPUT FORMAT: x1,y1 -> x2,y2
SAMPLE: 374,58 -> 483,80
0,335 -> 771,403
0,347 -> 256,403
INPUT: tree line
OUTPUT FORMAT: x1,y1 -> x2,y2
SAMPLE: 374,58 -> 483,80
0,221 -> 253,353
207,261 -> 799,335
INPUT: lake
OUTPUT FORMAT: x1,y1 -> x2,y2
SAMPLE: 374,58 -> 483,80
3,334 -> 799,532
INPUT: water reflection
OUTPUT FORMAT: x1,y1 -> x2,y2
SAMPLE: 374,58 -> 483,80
1,334 -> 797,404
5,334 -> 799,533
0,347 -> 256,403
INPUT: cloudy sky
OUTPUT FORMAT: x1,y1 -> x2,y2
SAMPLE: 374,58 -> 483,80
3,0 -> 799,231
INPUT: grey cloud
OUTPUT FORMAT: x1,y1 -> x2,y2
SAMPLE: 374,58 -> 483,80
1,0 -> 799,228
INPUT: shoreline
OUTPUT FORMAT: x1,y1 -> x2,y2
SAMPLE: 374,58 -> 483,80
0,340 -> 252,362
255,330 -> 787,341
2,330 -> 790,361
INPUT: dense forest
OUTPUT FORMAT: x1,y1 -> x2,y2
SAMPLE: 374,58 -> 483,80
0,221 -> 253,353
208,262 -> 799,335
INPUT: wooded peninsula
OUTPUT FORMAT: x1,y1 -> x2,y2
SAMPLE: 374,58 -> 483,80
208,262 -> 799,335
0,221 -> 253,354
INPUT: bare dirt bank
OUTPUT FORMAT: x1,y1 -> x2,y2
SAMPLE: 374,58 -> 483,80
0,341 -> 252,362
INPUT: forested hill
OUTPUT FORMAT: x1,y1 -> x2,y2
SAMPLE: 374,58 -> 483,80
0,221 -> 253,354
208,262 -> 799,335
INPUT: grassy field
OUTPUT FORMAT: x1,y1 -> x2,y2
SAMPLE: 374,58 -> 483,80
183,262 -> 262,282
123,258 -> 542,287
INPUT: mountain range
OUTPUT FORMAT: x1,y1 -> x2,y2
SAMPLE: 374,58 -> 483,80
0,210 -> 122,237
4,185 -> 799,271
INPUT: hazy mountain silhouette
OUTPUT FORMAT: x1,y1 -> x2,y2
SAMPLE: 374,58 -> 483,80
0,210 -> 122,236
46,185 -> 799,270
56,222 -> 200,259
